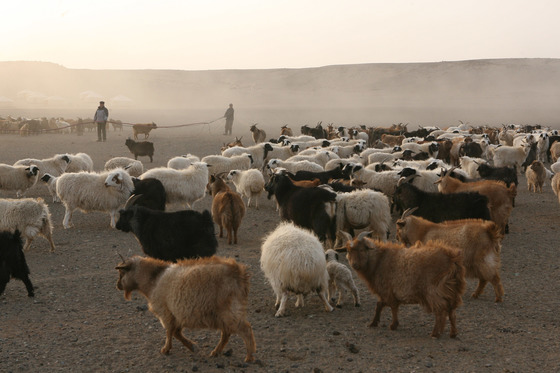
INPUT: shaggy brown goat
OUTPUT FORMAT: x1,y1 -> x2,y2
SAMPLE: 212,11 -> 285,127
339,231 -> 465,338
250,124 -> 266,144
525,160 -> 546,193
396,210 -> 504,302
207,174 -> 246,244
280,125 -> 293,137
115,255 -> 256,362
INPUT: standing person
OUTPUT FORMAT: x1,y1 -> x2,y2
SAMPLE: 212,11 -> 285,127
94,101 -> 109,142
223,103 -> 234,135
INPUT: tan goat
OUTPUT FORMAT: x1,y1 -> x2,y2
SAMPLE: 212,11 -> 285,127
115,255 -> 256,362
552,173 -> 560,204
132,122 -> 157,140
396,209 -> 504,302
207,174 -> 246,245
525,160 -> 546,193
380,133 -> 404,147
436,169 -> 515,234
280,125 -> 293,137
339,231 -> 465,338
250,124 -> 266,144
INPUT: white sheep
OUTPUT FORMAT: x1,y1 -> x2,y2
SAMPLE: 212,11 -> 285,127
39,173 -> 59,202
227,169 -> 265,209
14,154 -> 71,178
64,153 -> 94,173
140,162 -> 209,208
266,158 -> 324,175
269,144 -> 301,160
333,188 -> 391,245
287,151 -> 332,168
201,153 -> 253,176
56,168 -> 134,229
260,222 -> 333,317
325,249 -> 360,307
166,154 -> 200,170
0,197 -> 55,252
347,164 -> 401,197
0,164 -> 40,197
327,143 -> 364,158
104,157 -> 144,177
222,143 -> 273,170
324,155 -> 365,171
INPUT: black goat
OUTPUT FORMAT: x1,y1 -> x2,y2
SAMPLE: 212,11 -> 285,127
301,122 -> 327,139
476,164 -> 518,187
460,142 -> 483,158
130,177 -> 167,211
288,164 -> 346,185
125,138 -> 154,162
115,198 -> 217,262
265,173 -> 337,243
392,179 -> 491,222
0,230 -> 34,297
521,142 -> 538,172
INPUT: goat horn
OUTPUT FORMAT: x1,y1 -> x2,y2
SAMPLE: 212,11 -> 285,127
400,207 -> 418,220
396,174 -> 416,187
117,252 -> 126,263
356,231 -> 372,241
124,194 -> 142,209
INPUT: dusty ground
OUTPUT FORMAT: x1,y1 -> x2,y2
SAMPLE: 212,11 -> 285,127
1,125 -> 559,373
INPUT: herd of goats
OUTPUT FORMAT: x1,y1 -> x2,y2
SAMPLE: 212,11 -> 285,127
2,118 -> 560,362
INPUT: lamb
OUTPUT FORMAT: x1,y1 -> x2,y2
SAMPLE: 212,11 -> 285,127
227,169 -> 265,209
64,153 -> 94,173
115,255 -> 256,362
222,143 -> 274,170
0,230 -> 34,297
207,174 -> 246,245
125,138 -> 155,162
0,197 -> 55,252
116,196 -> 217,261
260,222 -> 333,317
201,153 -> 253,176
266,158 -> 324,174
56,168 -> 134,229
325,249 -> 360,307
105,157 -> 144,177
250,123 -> 266,143
340,231 -> 465,338
396,210 -> 504,302
0,164 -> 40,197
14,154 -> 71,178
526,160 -> 547,193
167,154 -> 200,170
140,162 -> 209,209
334,189 -> 391,245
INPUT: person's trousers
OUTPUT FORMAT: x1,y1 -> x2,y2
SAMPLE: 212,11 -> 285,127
97,122 -> 107,141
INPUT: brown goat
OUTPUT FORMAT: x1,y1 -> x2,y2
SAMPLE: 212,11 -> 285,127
115,255 -> 256,362
339,231 -> 465,338
525,160 -> 546,193
207,174 -> 246,244
436,169 -> 515,234
288,177 -> 321,188
396,211 -> 504,302
280,125 -> 293,137
132,122 -> 157,140
220,136 -> 244,152
380,134 -> 405,147
250,124 -> 266,144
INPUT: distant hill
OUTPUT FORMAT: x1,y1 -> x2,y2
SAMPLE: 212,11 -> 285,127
1,59 -> 559,127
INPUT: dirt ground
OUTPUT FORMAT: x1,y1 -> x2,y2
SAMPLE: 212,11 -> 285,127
1,125 -> 559,373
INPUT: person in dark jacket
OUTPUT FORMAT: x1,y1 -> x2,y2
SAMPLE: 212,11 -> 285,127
94,101 -> 109,142
223,103 -> 234,135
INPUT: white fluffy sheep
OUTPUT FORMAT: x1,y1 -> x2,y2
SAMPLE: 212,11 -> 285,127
166,154 -> 200,170
333,188 -> 392,245
0,164 -> 40,197
260,222 -> 333,317
201,153 -> 253,176
222,143 -> 273,170
227,169 -> 265,209
104,157 -> 144,177
269,144 -> 301,160
14,154 -> 71,178
56,168 -> 134,229
266,158 -> 324,174
347,165 -> 401,197
140,162 -> 209,208
0,197 -> 55,251
324,155 -> 365,171
64,153 -> 94,173
39,173 -> 59,202
287,151 -> 332,168
325,249 -> 360,307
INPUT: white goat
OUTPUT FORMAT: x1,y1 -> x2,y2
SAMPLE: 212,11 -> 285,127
266,158 -> 324,174
56,168 -> 134,229
227,169 -> 265,209
104,157 -> 144,177
493,144 -> 530,171
0,164 -> 40,197
260,222 -> 333,317
140,162 -> 209,208
0,197 -> 55,251
325,249 -> 360,307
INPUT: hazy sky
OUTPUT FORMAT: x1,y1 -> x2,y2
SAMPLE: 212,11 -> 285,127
4,0 -> 560,70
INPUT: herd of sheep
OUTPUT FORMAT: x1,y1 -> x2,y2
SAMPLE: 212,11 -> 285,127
2,120 -> 560,363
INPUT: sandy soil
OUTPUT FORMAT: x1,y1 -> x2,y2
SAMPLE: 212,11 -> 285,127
1,126 -> 559,373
